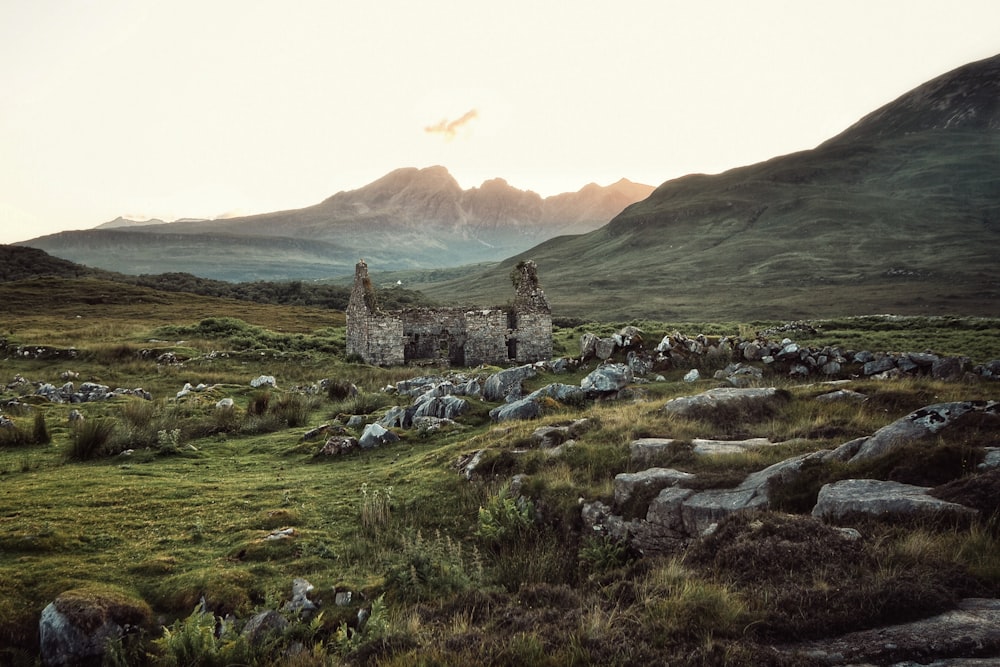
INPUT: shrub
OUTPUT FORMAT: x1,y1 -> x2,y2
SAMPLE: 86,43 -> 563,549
153,601 -> 252,667
475,491 -> 534,545
578,534 -> 633,577
156,429 -> 183,454
384,531 -> 482,602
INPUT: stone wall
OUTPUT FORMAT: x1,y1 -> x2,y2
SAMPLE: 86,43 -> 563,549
510,311 -> 553,363
464,309 -> 508,366
346,260 -> 551,367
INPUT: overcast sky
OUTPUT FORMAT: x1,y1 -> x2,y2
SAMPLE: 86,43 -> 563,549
2,1 -> 998,245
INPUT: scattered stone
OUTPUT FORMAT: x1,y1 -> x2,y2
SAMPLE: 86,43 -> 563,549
815,389 -> 867,403
630,438 -> 682,465
690,437 -> 776,455
454,450 -> 485,480
683,369 -> 700,382
282,578 -> 317,619
215,397 -> 235,409
266,528 -> 297,540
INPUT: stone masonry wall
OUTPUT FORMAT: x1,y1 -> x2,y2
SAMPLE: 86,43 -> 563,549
464,310 -> 508,366
512,311 -> 553,363
346,259 -> 551,367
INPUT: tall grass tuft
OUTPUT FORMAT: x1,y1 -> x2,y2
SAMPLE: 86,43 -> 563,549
32,412 -> 50,445
360,482 -> 393,535
247,390 -> 271,417
272,393 -> 316,428
65,418 -> 117,461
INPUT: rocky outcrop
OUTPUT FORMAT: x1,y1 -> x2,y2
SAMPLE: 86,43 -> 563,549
778,598 -> 1000,665
660,387 -> 782,416
812,479 -> 979,524
844,401 -> 1000,462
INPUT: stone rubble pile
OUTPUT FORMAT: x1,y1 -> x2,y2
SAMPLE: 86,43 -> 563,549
576,325 -> 1000,383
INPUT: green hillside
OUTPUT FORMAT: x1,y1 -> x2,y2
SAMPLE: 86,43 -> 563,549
420,55 -> 1000,320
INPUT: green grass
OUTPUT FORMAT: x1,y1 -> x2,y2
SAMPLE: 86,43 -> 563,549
2,283 -> 1000,664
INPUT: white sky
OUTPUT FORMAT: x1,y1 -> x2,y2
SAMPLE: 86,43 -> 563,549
1,1 -> 998,245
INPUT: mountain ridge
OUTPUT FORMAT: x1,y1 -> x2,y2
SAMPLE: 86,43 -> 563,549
21,170 -> 653,278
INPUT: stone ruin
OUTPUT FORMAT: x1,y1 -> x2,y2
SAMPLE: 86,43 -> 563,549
346,260 -> 552,367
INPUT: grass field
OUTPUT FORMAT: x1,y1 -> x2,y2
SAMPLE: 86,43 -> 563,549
1,278 -> 998,665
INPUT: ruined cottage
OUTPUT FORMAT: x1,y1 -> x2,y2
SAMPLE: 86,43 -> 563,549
346,260 -> 552,367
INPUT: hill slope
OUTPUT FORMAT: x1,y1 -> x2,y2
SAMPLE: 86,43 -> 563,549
420,53 -> 1000,320
19,171 -> 652,280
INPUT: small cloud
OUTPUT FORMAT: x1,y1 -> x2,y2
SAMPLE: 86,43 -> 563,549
424,108 -> 479,139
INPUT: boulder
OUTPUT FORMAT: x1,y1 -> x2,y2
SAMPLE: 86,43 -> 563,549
627,351 -> 654,376
39,588 -> 151,667
660,387 -> 780,417
489,397 -> 542,422
614,468 -> 695,509
811,478 -> 979,523
645,487 -> 696,538
581,363 -> 633,395
250,375 -> 276,388
683,369 -> 700,382
681,487 -> 768,535
525,383 -> 585,404
863,356 -> 896,376
595,337 -> 617,360
412,395 -> 469,421
242,610 -> 288,644
482,365 -> 537,402
932,356 -> 968,380
630,438 -> 680,465
358,423 -> 399,449
579,332 -> 599,359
